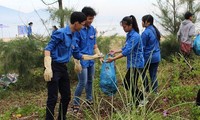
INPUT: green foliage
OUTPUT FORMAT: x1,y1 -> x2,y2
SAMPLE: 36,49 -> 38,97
167,86 -> 197,103
160,35 -> 179,60
0,88 -> 11,99
0,104 -> 45,119
0,110 -> 12,120
48,7 -> 74,27
180,0 -> 200,22
190,106 -> 200,120
153,0 -> 182,35
153,0 -> 200,35
1,36 -> 200,119
97,34 -> 116,55
0,37 -> 47,90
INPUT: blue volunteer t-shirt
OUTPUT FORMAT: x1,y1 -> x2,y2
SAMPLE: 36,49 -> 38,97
141,25 -> 161,64
74,25 -> 96,68
27,26 -> 32,36
121,29 -> 144,69
45,25 -> 82,63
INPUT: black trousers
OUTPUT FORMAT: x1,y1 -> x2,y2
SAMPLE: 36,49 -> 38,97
124,68 -> 144,106
46,62 -> 71,120
196,89 -> 200,106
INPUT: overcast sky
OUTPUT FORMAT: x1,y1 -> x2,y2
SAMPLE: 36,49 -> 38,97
0,0 -> 155,13
0,0 -> 159,37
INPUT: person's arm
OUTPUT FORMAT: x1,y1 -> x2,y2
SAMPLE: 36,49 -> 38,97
44,50 -> 52,81
177,24 -> 182,42
189,25 -> 196,37
94,44 -> 103,62
106,53 -> 124,63
82,54 -> 102,60
141,32 -> 148,50
109,49 -> 122,55
121,36 -> 139,57
72,40 -> 102,60
43,32 -> 63,81
44,50 -> 50,56
94,44 -> 101,55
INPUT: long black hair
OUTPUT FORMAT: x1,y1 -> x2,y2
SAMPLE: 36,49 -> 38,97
142,14 -> 161,41
121,15 -> 139,33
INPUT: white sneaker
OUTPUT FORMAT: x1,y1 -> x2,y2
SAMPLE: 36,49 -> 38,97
138,100 -> 149,107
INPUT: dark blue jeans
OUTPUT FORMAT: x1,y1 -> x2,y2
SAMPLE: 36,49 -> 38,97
46,62 -> 71,120
73,65 -> 95,106
142,62 -> 159,93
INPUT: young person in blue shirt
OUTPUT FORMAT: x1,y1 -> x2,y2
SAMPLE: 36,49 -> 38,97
44,12 -> 101,120
27,22 -> 33,38
72,7 -> 103,113
141,14 -> 161,93
106,15 -> 145,107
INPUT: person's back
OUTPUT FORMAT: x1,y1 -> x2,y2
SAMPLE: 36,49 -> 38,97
142,25 -> 161,64
177,11 -> 195,55
178,19 -> 195,44
125,29 -> 144,69
141,14 -> 161,93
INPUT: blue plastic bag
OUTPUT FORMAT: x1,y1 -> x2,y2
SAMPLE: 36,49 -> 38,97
193,35 -> 200,55
100,55 -> 117,96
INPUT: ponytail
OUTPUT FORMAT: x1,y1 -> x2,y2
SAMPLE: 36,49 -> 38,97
153,25 -> 161,41
121,15 -> 139,33
129,15 -> 139,33
142,14 -> 161,41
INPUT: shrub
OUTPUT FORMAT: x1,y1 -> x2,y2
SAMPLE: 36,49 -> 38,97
160,35 -> 179,61
0,37 -> 47,90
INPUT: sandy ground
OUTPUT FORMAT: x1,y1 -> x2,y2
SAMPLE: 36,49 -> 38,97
1,38 -> 12,42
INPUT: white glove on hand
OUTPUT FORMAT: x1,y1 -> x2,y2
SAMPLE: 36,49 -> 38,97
74,59 -> 82,73
94,48 -> 104,63
94,48 -> 101,55
82,54 -> 104,60
44,56 -> 53,81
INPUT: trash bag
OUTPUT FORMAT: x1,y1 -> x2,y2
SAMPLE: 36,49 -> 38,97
100,55 -> 117,96
193,35 -> 200,55
0,73 -> 18,89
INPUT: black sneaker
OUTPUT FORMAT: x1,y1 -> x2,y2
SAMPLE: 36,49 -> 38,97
85,101 -> 93,108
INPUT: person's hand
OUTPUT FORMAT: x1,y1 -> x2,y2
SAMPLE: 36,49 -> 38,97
109,50 -> 119,56
74,60 -> 82,73
82,53 -> 103,60
95,53 -> 104,58
98,53 -> 104,63
109,50 -> 116,55
106,57 -> 114,63
44,56 -> 53,81
99,57 -> 104,63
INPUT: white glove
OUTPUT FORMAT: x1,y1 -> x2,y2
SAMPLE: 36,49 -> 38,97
82,54 -> 104,60
44,56 -> 53,81
94,48 -> 101,55
94,48 -> 104,63
74,59 -> 82,73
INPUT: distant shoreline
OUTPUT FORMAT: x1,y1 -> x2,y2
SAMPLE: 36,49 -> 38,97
1,37 -> 12,42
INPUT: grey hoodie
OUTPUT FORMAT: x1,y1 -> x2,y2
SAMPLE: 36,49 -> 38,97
177,19 -> 195,44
